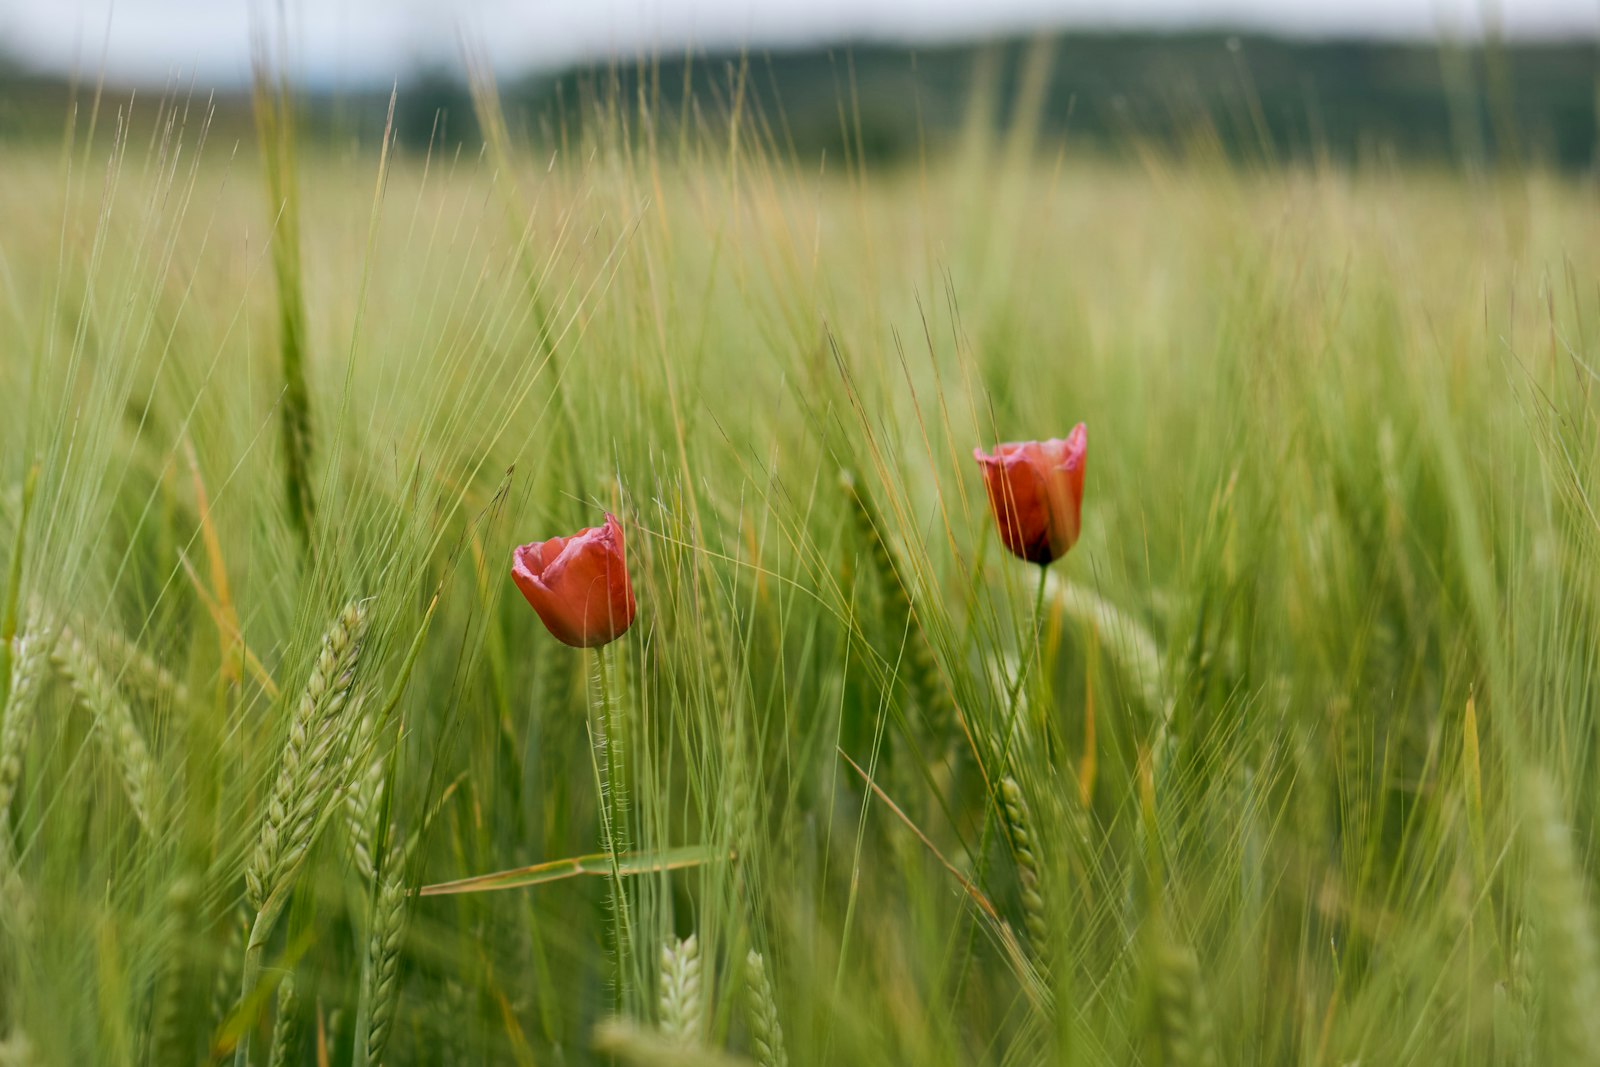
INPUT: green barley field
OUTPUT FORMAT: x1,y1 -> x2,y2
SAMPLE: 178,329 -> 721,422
2,61 -> 1600,1066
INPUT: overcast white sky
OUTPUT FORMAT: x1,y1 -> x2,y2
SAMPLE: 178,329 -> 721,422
2,0 -> 1597,86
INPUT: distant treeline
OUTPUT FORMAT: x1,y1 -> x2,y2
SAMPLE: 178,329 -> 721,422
3,31 -> 1597,168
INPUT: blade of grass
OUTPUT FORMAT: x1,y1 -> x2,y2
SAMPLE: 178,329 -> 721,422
418,844 -> 732,897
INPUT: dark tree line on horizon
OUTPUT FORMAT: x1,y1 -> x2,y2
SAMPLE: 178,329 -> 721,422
3,31 -> 1597,169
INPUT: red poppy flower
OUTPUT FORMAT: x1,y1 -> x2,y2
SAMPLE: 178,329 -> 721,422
973,424 -> 1087,565
511,513 -> 637,648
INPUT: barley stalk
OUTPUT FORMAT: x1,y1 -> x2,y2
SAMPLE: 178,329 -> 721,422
840,471 -> 956,755
0,465 -> 38,714
146,875 -> 198,1067
1493,922 -> 1534,1062
0,856 -> 30,946
0,629 -> 48,824
1522,774 -> 1600,1066
428,980 -> 472,1065
742,950 -> 788,1067
52,624 -> 157,832
702,603 -> 753,858
326,1010 -> 346,1062
1151,935 -> 1218,1067
252,47 -> 317,551
266,973 -> 299,1067
342,705 -> 383,883
209,909 -> 247,1031
1044,574 -> 1174,771
659,934 -> 705,1047
357,849 -> 411,1067
235,600 -> 369,1067
1000,776 -> 1049,960
0,646 -> 33,966
69,610 -> 189,707
245,601 -> 369,912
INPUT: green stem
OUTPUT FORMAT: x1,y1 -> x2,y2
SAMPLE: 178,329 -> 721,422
350,878 -> 379,1067
593,646 -> 619,851
999,566 -> 1051,761
232,910 -> 273,1067
590,643 -> 634,1006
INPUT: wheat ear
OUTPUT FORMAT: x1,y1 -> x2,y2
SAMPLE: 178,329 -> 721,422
266,973 -> 300,1067
1000,776 -> 1049,960
235,601 -> 369,1067
357,849 -> 411,1067
52,625 -> 157,833
245,601 -> 369,912
659,934 -> 705,1046
342,705 -> 383,883
146,875 -> 199,1066
70,610 -> 190,707
0,629 -> 48,824
742,950 -> 788,1067
1151,936 -> 1218,1067
209,909 -> 247,1030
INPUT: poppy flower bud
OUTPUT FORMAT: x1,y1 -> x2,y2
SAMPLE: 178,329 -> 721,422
511,513 -> 637,648
973,424 -> 1087,566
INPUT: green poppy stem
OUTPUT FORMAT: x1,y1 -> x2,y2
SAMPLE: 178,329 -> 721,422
592,644 -> 628,859
1001,565 -> 1052,750
589,642 -> 634,1007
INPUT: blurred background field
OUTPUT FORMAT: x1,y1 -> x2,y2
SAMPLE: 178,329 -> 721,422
2,3 -> 1600,1065
5,30 -> 1600,167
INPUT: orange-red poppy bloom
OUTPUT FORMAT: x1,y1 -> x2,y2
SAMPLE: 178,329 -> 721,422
511,513 -> 637,648
973,424 -> 1087,565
